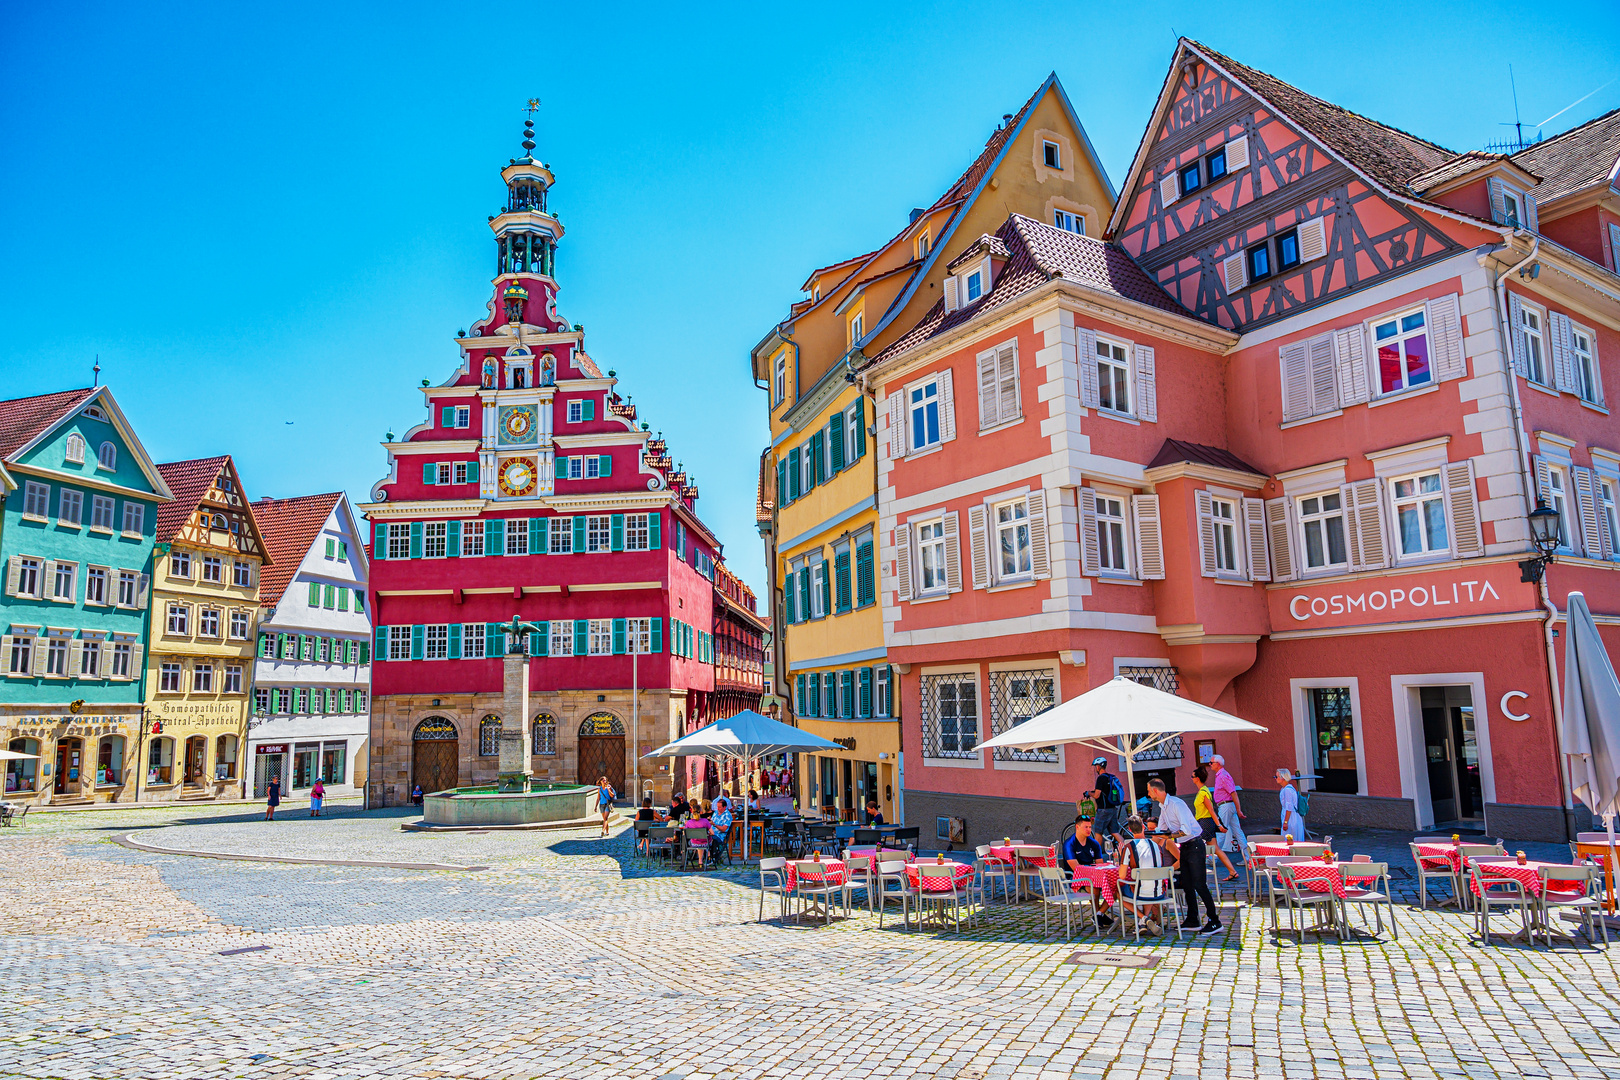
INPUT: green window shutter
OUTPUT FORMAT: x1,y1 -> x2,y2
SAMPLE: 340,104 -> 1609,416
410,625 -> 424,660
795,674 -> 806,714
798,567 -> 811,621
787,448 -> 801,499
859,667 -> 873,717
257,634 -> 270,658
339,540 -> 348,561
556,455 -> 568,480
529,517 -> 543,554
423,462 -> 436,485
337,586 -> 349,612
372,522 -> 386,560
829,418 -> 845,473
573,515 -> 586,553
354,589 -> 365,613
527,631 -> 541,655
325,538 -> 335,558
856,540 -> 874,607
308,581 -> 321,606
573,619 -> 587,656
536,621 -> 549,656
599,454 -> 612,477
323,584 -> 334,608
409,521 -> 423,559
612,618 -> 626,654
649,618 -> 662,654
776,462 -> 787,507
360,638 -> 370,664
488,623 -> 505,658
835,550 -> 852,613
810,431 -> 824,486
442,406 -> 455,428
279,633 -> 291,658
784,579 -> 796,624
841,670 -> 854,718
819,565 -> 831,617
448,623 -> 462,659
853,397 -> 866,459
487,518 -> 504,555
807,673 -> 820,717
610,513 -> 625,551
583,399 -> 595,421
447,520 -> 461,557
647,512 -> 661,549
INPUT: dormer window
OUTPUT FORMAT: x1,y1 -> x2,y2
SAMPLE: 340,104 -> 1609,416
1488,177 -> 1537,230
849,313 -> 863,346
965,268 -> 984,302
1042,141 -> 1062,170
916,231 -> 930,259
1053,210 -> 1084,235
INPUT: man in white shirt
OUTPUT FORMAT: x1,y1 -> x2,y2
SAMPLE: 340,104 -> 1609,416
1146,778 -> 1221,935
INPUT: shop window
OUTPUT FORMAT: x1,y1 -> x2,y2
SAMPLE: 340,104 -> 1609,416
147,737 -> 174,785
920,672 -> 978,759
320,743 -> 346,784
479,716 -> 501,756
7,738 -> 39,791
215,735 -> 238,781
292,744 -> 318,788
987,668 -> 1057,763
1307,687 -> 1359,794
97,736 -> 124,786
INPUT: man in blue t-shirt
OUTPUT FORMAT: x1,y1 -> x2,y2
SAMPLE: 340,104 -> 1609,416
1063,817 -> 1112,929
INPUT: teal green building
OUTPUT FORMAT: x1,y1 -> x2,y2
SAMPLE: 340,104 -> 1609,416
0,386 -> 172,803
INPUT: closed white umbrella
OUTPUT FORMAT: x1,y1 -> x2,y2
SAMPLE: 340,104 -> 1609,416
977,676 -> 1267,808
0,750 -> 39,761
1561,592 -> 1620,902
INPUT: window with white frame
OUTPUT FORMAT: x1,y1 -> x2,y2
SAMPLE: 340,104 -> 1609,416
455,405 -> 470,428
81,639 -> 101,677
159,662 -> 182,692
454,461 -> 470,485
875,665 -> 892,717
254,687 -> 270,715
1520,304 -> 1548,385
550,620 -> 573,656
909,378 -> 940,452
85,566 -> 107,605
626,617 -> 652,654
810,557 -> 827,618
42,637 -> 67,677
586,515 -> 611,552
223,665 -> 242,694
916,231 -> 930,259
122,502 -> 143,534
505,522 -> 527,556
111,640 -> 131,678
625,513 -> 650,550
1372,308 -> 1431,395
230,610 -> 250,639
201,555 -> 222,583
233,560 -> 252,587
1501,184 -> 1526,227
964,265 -> 985,303
423,521 -> 447,558
388,625 -> 411,661
1298,491 -> 1348,571
193,663 -> 213,692
1391,471 -> 1450,556
1095,494 -> 1130,574
995,498 -> 1032,580
462,521 -> 484,556
567,400 -> 584,423
166,603 -> 189,636
564,456 -> 582,480
435,462 -> 451,485
1572,324 -> 1601,405
98,442 -> 116,470
58,489 -> 82,526
549,516 -> 572,553
6,634 -> 32,675
91,495 -> 114,530
917,518 -> 948,595
15,557 -> 41,597
52,561 -> 75,601
1602,477 -> 1620,557
1043,140 -> 1062,169
387,524 -> 410,560
1053,209 -> 1084,234
171,551 -> 191,579
773,352 -> 786,405
1210,497 -> 1239,573
116,570 -> 136,607
588,619 -> 613,655
198,608 -> 220,638
64,433 -> 85,463
921,672 -> 978,758
849,312 -> 863,346
23,482 -> 48,518
424,624 -> 449,660
464,622 -> 486,659
1095,339 -> 1131,414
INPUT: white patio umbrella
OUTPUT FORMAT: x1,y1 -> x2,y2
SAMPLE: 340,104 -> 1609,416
644,709 -> 843,860
977,676 -> 1268,809
1561,592 -> 1620,902
0,750 -> 38,760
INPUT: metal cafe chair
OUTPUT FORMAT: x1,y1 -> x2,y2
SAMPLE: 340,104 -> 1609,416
852,828 -> 882,847
1118,866 -> 1183,943
875,859 -> 916,931
1469,858 -> 1535,946
888,826 -> 921,856
645,825 -> 678,868
757,857 -> 792,923
1035,865 -> 1090,940
1340,860 -> 1397,940
806,824 -> 840,856
1539,865 -> 1609,948
1410,839 -> 1461,910
1274,863 -> 1343,944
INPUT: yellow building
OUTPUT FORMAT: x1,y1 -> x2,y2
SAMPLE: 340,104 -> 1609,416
141,456 -> 268,801
752,74 -> 1116,824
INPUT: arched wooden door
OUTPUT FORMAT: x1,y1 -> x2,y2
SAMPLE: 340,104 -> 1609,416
575,713 -> 625,794
412,717 -> 460,794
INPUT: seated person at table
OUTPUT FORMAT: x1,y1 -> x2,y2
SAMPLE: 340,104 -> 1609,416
711,798 -> 734,846
1063,817 -> 1113,928
686,806 -> 713,868
747,790 -> 761,811
864,800 -> 885,826
1116,816 -> 1177,935
636,797 -> 657,822
669,792 -> 689,820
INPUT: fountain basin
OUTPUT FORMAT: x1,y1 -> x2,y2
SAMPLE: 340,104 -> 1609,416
417,782 -> 599,828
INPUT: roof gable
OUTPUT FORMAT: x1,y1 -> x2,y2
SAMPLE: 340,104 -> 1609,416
1513,108 -> 1620,206
252,492 -> 345,606
1,386 -> 173,500
154,455 -> 272,563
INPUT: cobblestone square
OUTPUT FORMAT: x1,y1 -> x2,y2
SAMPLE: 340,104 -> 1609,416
4,803 -> 1620,1080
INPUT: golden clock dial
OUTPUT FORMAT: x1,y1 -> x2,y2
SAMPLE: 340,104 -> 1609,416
503,407 -> 534,440
497,458 -> 536,496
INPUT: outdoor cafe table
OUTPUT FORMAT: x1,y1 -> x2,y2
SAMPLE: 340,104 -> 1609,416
989,844 -> 1057,900
1070,863 -> 1120,905
905,860 -> 976,893
785,858 -> 847,891
1413,842 -> 1464,871
1285,861 -> 1380,900
1469,860 -> 1586,899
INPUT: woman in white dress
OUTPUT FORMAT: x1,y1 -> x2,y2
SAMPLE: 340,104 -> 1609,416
1277,768 -> 1305,841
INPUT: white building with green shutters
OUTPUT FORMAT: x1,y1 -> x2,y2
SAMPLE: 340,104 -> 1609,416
248,493 -> 371,799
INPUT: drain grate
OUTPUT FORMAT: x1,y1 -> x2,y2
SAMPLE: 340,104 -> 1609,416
1065,951 -> 1160,968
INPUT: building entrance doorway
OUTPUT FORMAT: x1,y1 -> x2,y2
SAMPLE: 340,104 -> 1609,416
576,713 -> 626,795
1421,686 -> 1481,824
412,717 -> 460,795
53,738 -> 82,795
184,736 -> 208,785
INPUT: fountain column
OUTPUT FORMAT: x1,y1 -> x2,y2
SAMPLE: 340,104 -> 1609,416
497,639 -> 532,792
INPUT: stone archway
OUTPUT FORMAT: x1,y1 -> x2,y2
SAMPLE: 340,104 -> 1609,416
412,717 -> 459,795
576,713 -> 625,794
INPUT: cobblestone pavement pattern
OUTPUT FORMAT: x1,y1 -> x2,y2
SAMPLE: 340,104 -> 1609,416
4,803 -> 1619,1079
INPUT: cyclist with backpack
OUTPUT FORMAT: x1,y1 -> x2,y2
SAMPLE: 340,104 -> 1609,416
1088,757 -> 1128,844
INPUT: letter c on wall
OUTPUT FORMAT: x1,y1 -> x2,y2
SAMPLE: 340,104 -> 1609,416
1290,596 -> 1311,621
1501,690 -> 1530,722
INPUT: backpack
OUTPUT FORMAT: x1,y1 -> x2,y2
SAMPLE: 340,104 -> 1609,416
1294,785 -> 1311,819
1097,772 -> 1125,809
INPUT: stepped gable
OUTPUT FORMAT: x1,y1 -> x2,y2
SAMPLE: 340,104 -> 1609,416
0,387 -> 97,459
253,492 -> 344,605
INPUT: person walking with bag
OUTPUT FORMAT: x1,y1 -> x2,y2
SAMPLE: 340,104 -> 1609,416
1087,757 -> 1127,845
310,778 -> 325,818
1209,754 -> 1248,869
264,776 -> 282,821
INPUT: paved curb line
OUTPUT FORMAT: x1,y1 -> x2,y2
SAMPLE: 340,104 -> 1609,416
29,795 -> 366,814
114,833 -> 488,872
399,812 -> 626,833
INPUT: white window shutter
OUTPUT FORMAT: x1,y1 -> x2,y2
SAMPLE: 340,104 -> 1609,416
938,369 -> 956,442
0,636 -> 9,670
1079,488 -> 1101,575
1426,294 -> 1466,382
1345,479 -> 1390,571
1195,489 -> 1217,578
1507,293 -> 1530,378
4,555 -> 19,597
943,511 -> 962,593
1524,193 -> 1539,232
67,639 -> 83,677
32,637 -> 49,677
1279,341 -> 1312,423
944,275 -> 959,313
1533,454 -> 1553,507
887,391 -> 905,457
1307,333 -> 1338,415
977,348 -> 999,429
1572,466 -> 1599,558
1264,498 -> 1296,582
1027,490 -> 1050,579
1243,497 -> 1270,581
40,561 -> 55,597
1158,173 -> 1180,207
1549,312 -> 1577,393
1222,252 -> 1248,292
1298,216 -> 1328,263
1487,177 -> 1508,225
1444,459 -> 1485,559
1224,135 -> 1250,172
968,505 -> 989,589
1135,344 -> 1157,423
136,573 -> 150,610
1132,494 -> 1164,580
894,523 -> 913,602
1597,475 -> 1617,560
979,257 -> 992,295
1077,327 -> 1100,408
1333,326 -> 1371,406
996,344 -> 1019,423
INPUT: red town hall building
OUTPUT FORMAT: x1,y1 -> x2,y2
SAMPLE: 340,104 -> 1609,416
363,120 -> 751,806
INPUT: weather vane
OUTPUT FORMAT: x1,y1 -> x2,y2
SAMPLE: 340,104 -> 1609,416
526,98 -> 541,118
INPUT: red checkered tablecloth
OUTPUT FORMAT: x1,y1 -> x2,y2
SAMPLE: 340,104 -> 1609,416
786,858 -> 846,890
989,845 -> 1057,867
1469,860 -> 1584,898
1413,843 -> 1463,871
1283,862 -> 1380,899
906,862 -> 975,893
1070,863 -> 1120,904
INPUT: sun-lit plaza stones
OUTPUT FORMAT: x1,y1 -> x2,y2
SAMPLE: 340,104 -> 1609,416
3,804 -> 1619,1080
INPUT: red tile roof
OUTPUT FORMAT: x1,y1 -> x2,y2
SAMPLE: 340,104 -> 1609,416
1148,438 -> 1266,478
0,387 -> 97,461
154,456 -> 231,540
253,492 -> 343,606
1407,151 -> 1526,195
1514,108 -> 1620,205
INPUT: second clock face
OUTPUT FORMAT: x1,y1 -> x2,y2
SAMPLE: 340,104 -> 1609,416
501,405 -> 535,441
498,457 -> 536,496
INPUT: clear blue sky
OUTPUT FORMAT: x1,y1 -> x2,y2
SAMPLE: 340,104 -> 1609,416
3,2 -> 1616,601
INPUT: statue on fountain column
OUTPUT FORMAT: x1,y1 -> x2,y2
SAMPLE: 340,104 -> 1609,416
496,616 -> 544,790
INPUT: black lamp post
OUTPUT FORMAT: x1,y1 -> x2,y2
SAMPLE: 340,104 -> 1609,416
1520,500 -> 1562,583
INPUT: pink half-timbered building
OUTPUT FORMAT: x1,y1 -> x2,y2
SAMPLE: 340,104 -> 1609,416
864,40 -> 1620,842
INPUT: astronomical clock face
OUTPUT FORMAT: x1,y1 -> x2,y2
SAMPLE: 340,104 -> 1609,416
498,457 -> 537,497
498,404 -> 537,445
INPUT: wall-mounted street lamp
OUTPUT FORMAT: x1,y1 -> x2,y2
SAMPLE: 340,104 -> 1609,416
1520,501 -> 1562,583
